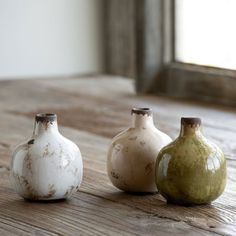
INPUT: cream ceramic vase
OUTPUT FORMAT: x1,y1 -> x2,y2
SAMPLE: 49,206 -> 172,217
11,113 -> 83,200
107,108 -> 172,193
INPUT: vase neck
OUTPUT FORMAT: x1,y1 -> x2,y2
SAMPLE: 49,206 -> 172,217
180,117 -> 202,137
33,113 -> 59,136
131,108 -> 154,129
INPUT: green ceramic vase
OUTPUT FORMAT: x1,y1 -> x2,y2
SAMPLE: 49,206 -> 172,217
155,117 -> 227,205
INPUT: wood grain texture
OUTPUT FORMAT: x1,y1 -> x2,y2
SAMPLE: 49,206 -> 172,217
152,62 -> 236,106
0,76 -> 235,235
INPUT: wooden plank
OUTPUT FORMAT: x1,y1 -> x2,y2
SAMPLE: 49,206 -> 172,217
0,112 -> 234,235
135,0 -> 166,93
105,0 -> 136,78
0,77 -> 235,235
0,188 -> 215,235
153,62 -> 236,106
0,169 -> 212,236
11,77 -> 236,157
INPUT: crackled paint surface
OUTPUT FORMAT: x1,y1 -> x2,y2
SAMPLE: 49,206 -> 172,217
11,114 -> 83,200
107,108 -> 172,193
155,118 -> 227,205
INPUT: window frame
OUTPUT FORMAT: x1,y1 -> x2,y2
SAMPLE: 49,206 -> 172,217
135,0 -> 236,105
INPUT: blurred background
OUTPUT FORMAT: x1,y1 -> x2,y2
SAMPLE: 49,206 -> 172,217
0,0 -> 104,79
0,0 -> 236,105
1,0 -> 235,76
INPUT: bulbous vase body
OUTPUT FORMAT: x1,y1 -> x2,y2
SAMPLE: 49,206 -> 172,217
155,118 -> 227,205
107,108 -> 172,193
11,113 -> 83,200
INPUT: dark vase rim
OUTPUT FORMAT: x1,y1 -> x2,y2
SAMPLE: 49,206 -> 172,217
35,113 -> 57,122
131,108 -> 152,116
181,117 -> 201,125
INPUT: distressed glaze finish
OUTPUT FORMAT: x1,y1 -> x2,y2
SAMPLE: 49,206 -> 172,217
11,113 -> 83,200
155,118 -> 227,205
107,108 -> 172,193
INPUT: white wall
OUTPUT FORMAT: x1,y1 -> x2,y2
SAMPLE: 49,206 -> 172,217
0,0 -> 104,79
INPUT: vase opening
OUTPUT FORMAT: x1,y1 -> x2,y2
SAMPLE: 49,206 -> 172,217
181,117 -> 201,126
34,113 -> 58,135
180,117 -> 202,136
131,108 -> 154,128
131,108 -> 152,116
35,113 -> 57,123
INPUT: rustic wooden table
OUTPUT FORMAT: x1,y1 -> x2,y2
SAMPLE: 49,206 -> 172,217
0,76 -> 235,236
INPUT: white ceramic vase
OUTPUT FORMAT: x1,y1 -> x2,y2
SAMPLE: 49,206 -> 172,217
107,108 -> 172,193
11,113 -> 83,200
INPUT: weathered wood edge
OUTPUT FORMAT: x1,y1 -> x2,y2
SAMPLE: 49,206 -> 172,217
151,62 -> 236,106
